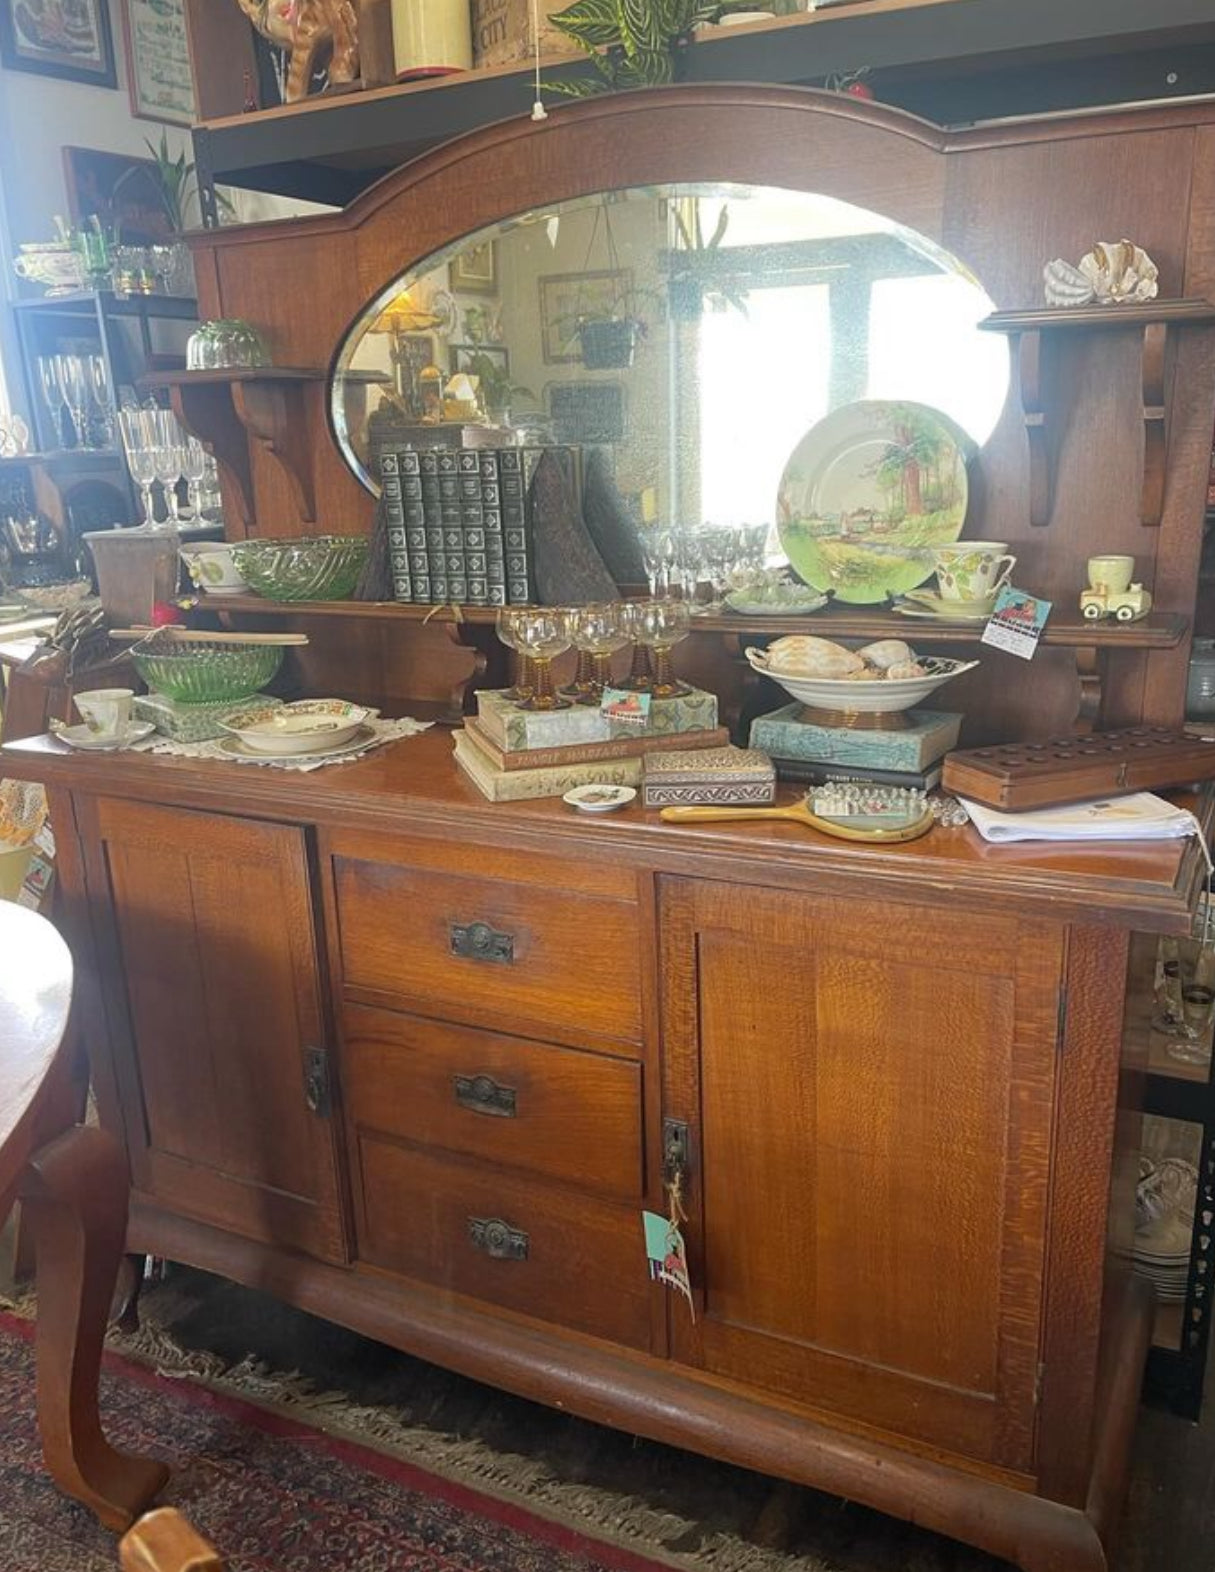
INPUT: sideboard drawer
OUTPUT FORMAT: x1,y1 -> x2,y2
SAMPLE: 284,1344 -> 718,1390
357,1137 -> 654,1351
343,1004 -> 643,1201
330,853 -> 642,1049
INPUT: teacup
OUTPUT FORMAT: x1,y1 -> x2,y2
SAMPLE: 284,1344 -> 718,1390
1086,555 -> 1135,594
933,543 -> 1016,603
74,687 -> 134,741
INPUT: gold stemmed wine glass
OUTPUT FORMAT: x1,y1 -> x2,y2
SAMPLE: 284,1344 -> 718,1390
563,603 -> 630,705
617,600 -> 654,692
629,599 -> 692,699
513,609 -> 574,710
495,606 -> 533,702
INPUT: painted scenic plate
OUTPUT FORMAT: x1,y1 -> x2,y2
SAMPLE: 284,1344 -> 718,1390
776,400 -> 972,605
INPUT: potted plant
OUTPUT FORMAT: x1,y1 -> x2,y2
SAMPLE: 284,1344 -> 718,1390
549,0 -> 727,95
463,352 -> 535,422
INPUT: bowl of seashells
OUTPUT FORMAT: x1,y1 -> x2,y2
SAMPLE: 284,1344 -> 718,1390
745,636 -> 978,715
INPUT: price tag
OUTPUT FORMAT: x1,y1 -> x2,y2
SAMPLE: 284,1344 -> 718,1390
642,1210 -> 695,1320
981,587 -> 1052,661
601,687 -> 651,725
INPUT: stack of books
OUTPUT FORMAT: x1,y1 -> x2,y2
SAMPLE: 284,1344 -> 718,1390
379,444 -> 576,607
748,704 -> 963,793
455,687 -> 727,802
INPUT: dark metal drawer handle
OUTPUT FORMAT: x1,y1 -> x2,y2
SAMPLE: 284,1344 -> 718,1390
468,1216 -> 529,1261
454,1073 -> 518,1118
449,920 -> 514,964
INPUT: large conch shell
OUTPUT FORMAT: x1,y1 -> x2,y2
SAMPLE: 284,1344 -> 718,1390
1044,239 -> 1159,307
763,636 -> 864,679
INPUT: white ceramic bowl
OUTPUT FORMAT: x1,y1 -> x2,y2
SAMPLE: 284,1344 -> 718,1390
180,542 -> 249,596
745,647 -> 978,714
217,698 -> 376,755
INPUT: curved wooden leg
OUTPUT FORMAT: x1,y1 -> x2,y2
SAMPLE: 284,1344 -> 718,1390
121,1508 -> 225,1572
22,1125 -> 170,1531
114,1253 -> 147,1333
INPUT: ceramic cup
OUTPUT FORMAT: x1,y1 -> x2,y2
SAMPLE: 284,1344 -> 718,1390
1086,554 -> 1135,594
74,687 -> 134,741
933,543 -> 1016,603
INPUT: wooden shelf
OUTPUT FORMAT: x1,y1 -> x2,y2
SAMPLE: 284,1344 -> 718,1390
980,300 -> 1215,529
145,367 -> 330,386
191,0 -> 1215,202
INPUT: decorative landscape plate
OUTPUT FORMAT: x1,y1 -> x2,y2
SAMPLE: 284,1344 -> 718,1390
776,400 -> 972,605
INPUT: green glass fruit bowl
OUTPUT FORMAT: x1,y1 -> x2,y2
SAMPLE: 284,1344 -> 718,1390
130,635 -> 284,704
230,535 -> 368,602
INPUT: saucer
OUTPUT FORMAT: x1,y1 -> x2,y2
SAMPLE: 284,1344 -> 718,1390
54,721 -> 156,752
897,589 -> 996,622
563,784 -> 637,814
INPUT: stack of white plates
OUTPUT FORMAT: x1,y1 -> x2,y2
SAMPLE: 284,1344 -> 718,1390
1132,1210 -> 1194,1302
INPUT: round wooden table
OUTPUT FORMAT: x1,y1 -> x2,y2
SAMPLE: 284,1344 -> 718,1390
0,900 -> 168,1530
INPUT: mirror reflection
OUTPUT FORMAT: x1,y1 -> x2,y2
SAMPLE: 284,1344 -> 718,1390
330,183 -> 1009,534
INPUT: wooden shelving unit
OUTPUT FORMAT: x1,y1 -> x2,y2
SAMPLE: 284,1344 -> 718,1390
190,0 -> 1215,205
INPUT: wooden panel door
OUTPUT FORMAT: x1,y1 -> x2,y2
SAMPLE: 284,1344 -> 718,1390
660,877 -> 1063,1474
83,798 -> 346,1263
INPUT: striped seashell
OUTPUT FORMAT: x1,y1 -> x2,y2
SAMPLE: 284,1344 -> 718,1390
1044,257 -> 1095,307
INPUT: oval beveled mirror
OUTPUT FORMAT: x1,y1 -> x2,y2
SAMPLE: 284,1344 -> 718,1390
329,182 -> 1009,527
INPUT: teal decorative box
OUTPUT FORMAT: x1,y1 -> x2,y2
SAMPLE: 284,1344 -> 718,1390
476,687 -> 719,752
748,706 -> 962,772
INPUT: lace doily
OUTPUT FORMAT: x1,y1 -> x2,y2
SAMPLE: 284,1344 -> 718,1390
138,716 -> 433,773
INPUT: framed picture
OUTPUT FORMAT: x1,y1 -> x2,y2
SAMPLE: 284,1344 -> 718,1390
398,333 -> 438,376
63,147 -> 175,245
539,270 -> 633,365
0,0 -> 117,85
450,343 -> 509,378
449,241 -> 497,295
547,381 -> 626,445
121,0 -> 196,125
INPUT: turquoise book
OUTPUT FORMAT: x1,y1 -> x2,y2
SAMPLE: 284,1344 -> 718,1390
748,706 -> 962,772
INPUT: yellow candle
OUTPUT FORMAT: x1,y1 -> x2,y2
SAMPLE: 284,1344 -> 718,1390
392,0 -> 473,77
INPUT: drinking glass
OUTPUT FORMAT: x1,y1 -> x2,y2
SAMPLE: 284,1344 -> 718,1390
180,437 -> 209,520
512,609 -> 573,710
150,408 -> 187,526
118,407 -> 159,528
564,603 -> 629,704
37,357 -> 67,450
56,353 -> 89,448
88,355 -> 113,448
495,606 -> 534,701
628,598 -> 692,699
1155,935 -> 1215,1065
617,599 -> 654,692
638,527 -> 674,599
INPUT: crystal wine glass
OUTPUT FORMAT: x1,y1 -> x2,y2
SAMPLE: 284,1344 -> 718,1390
512,609 -> 573,710
37,357 -> 67,450
118,407 -> 158,528
150,408 -> 187,526
628,599 -> 692,699
180,437 -> 209,520
638,526 -> 674,599
88,354 -> 113,448
494,606 -> 534,702
56,353 -> 89,449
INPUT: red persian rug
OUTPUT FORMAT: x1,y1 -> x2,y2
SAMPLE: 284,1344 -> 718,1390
0,1311 -> 672,1572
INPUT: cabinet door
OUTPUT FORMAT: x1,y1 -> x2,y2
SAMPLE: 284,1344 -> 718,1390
84,798 -> 346,1263
660,877 -> 1062,1474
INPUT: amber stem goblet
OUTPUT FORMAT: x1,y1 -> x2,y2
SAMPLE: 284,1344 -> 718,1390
616,601 -> 653,692
631,598 -> 692,700
560,647 -> 597,702
514,609 -> 573,711
495,607 -> 534,702
565,603 -> 630,704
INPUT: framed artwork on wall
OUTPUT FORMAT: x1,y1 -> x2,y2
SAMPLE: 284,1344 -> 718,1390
539,270 -> 633,365
121,0 -> 196,125
547,380 -> 626,445
450,343 -> 509,378
63,146 -> 175,244
449,241 -> 497,295
0,0 -> 117,86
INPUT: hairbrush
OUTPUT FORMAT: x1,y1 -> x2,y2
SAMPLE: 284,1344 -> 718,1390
660,783 -> 935,843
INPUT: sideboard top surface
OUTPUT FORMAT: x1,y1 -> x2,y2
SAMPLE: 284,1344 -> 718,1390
6,730 -> 1209,932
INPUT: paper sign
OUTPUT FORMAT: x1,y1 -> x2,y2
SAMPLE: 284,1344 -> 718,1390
642,1210 -> 695,1320
981,587 -> 1052,661
601,688 -> 651,725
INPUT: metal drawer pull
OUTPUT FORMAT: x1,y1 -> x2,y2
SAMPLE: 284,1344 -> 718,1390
454,1073 -> 518,1118
449,920 -> 515,964
468,1216 -> 529,1261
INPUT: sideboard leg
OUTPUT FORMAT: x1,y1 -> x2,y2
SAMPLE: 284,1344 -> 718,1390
114,1253 -> 147,1333
22,1125 -> 170,1531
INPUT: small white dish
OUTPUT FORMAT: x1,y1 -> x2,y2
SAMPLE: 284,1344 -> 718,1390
218,698 -> 376,755
724,591 -> 830,617
563,784 -> 637,814
217,723 -> 376,764
53,720 -> 156,752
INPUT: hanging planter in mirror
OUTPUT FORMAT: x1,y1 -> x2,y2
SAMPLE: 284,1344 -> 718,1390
548,0 -> 724,96
578,317 -> 642,368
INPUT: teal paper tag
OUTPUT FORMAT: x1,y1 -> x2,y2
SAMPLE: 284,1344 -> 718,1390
601,688 -> 652,725
981,587 -> 1052,661
642,1210 -> 695,1320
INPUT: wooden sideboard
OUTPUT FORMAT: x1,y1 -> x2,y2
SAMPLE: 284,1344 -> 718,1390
3,728 -> 1209,1572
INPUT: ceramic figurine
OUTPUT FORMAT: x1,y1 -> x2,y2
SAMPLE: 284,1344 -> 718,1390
229,0 -> 359,103
1080,553 -> 1153,622
1044,239 -> 1159,307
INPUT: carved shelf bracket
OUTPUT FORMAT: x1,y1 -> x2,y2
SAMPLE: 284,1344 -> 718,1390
167,384 -> 254,536
231,381 -> 317,527
1074,646 -> 1105,734
981,300 -> 1215,531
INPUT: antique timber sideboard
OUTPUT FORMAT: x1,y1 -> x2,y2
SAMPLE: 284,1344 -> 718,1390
2,729 -> 1209,1572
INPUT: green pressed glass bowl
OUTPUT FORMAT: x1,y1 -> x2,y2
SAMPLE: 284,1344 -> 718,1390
130,637 -> 284,703
231,535 -> 368,602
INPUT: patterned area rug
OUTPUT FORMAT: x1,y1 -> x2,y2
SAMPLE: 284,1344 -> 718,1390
0,1310 -> 674,1572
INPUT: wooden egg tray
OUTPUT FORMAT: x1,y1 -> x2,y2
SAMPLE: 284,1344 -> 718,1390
941,726 -> 1215,810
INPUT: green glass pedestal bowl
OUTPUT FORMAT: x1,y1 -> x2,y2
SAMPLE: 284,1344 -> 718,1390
231,535 -> 368,602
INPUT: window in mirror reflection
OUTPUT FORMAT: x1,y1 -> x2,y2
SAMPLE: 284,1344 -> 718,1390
330,184 -> 1010,540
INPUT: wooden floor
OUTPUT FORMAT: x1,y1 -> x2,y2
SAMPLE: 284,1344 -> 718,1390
114,1266 -> 1215,1572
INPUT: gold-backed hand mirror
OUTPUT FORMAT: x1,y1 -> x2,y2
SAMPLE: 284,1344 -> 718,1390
329,182 -> 1009,523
